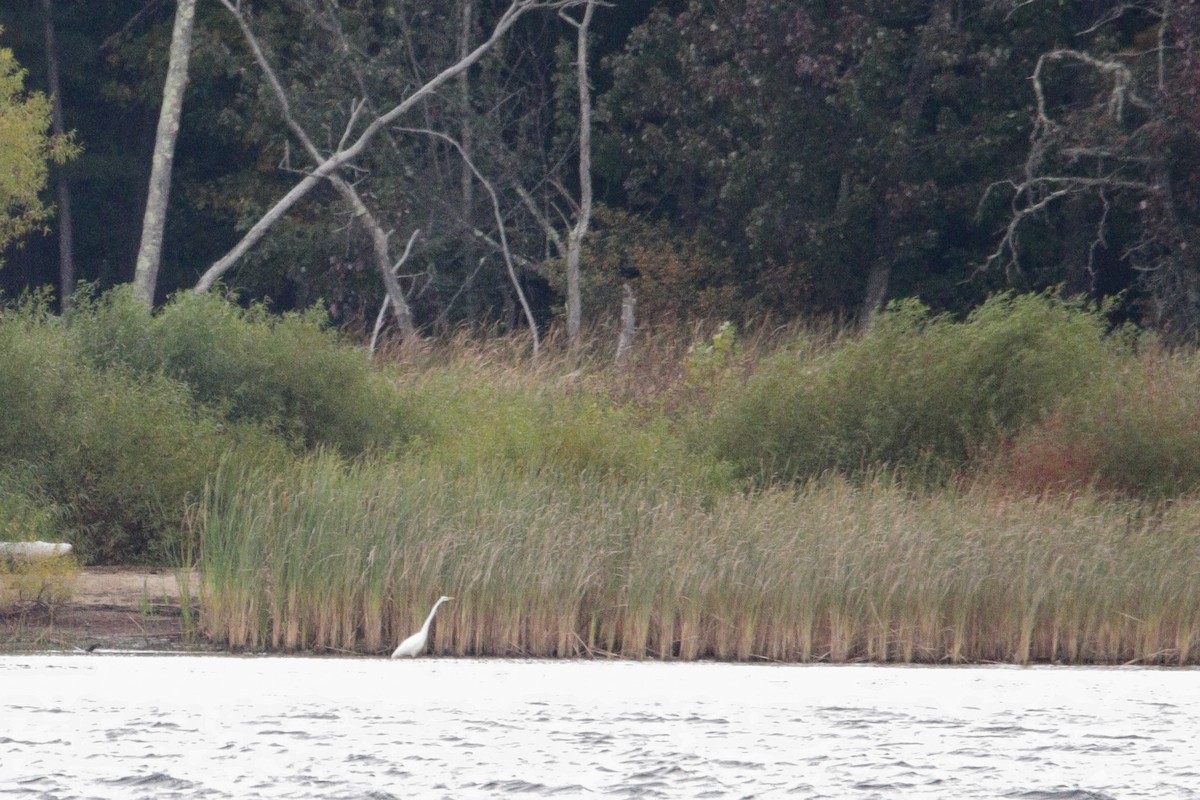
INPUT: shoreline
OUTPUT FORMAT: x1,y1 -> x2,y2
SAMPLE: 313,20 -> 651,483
1,568 -> 213,653
5,568 -> 1197,665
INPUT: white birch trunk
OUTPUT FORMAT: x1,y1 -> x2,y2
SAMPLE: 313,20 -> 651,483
564,1 -> 594,348
133,0 -> 196,308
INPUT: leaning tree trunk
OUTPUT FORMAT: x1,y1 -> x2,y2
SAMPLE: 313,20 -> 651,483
133,0 -> 196,308
41,0 -> 75,310
194,0 -> 555,295
218,0 -> 418,341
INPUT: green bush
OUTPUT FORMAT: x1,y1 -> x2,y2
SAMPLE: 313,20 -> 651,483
0,300 -> 75,465
1,289 -> 412,562
71,288 -> 414,454
0,296 -> 233,562
40,368 -> 227,562
706,293 -> 1120,483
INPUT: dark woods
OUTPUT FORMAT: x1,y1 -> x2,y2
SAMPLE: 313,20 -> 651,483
1,1 -> 1199,338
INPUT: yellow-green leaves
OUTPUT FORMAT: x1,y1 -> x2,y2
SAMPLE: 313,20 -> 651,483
0,36 -> 78,261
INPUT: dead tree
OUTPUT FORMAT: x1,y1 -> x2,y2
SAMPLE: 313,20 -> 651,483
986,1 -> 1199,334
218,0 -> 418,341
561,0 -> 595,348
194,0 -> 586,301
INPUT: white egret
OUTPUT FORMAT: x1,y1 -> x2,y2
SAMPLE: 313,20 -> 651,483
391,595 -> 454,658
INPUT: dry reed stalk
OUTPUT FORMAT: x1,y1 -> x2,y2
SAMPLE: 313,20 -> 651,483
197,458 -> 1200,664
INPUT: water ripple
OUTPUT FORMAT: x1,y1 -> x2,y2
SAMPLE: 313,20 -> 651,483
2,657 -> 1197,799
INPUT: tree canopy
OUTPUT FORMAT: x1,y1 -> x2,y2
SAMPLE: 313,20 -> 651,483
0,34 -> 75,261
1,1 -> 1198,337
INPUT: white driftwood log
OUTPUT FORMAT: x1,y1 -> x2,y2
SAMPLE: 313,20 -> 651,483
0,541 -> 74,561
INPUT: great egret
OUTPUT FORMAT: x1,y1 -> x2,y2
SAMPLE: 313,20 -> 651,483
391,595 -> 454,658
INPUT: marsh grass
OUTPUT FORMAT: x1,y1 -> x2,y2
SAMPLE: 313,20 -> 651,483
198,457 -> 1200,663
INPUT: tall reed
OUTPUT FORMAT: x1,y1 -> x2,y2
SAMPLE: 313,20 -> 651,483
198,457 -> 1200,664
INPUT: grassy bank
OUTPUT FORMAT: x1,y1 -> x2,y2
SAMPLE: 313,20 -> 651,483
6,289 -> 1200,662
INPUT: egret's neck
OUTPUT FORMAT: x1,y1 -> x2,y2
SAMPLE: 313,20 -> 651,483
420,599 -> 447,633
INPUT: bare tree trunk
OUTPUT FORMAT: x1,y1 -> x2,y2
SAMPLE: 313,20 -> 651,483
133,0 -> 196,308
370,229 -> 421,357
859,0 -> 953,327
563,0 -> 595,348
41,0 -> 75,311
458,0 -> 477,317
615,282 -> 636,366
194,0 -> 569,294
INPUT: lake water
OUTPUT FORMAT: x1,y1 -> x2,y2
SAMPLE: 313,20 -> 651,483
1,655 -> 1197,799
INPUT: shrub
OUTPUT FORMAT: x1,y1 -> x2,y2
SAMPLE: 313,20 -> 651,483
0,554 -> 79,612
1,296 -> 234,562
0,294 -> 76,464
39,367 -> 227,562
706,293 -> 1120,484
71,288 -> 414,455
0,468 -> 63,542
398,359 -> 729,491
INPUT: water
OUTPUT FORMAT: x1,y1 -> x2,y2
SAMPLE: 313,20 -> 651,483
1,656 -> 1197,799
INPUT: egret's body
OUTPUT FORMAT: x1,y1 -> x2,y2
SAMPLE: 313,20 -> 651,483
391,595 -> 453,658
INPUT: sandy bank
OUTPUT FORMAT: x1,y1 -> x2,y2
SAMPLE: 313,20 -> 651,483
1,568 -> 209,653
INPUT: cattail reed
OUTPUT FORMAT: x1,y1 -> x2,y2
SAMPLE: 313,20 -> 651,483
198,457 -> 1200,664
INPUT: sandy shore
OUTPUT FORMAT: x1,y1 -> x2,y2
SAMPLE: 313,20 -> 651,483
1,568 -> 210,653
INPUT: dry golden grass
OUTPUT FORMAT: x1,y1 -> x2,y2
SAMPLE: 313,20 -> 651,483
197,458 -> 1200,664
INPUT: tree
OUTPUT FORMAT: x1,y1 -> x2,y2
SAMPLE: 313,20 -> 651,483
39,0 -> 75,308
600,0 -> 1087,321
0,31 -> 77,262
989,0 -> 1200,337
133,0 -> 196,308
562,0 -> 595,347
216,0 -> 418,341
193,0 -> 587,301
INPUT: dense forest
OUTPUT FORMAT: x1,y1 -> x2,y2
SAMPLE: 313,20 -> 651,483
2,0 -> 1199,338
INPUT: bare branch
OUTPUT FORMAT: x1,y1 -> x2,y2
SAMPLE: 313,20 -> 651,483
398,127 -> 541,353
370,228 -> 422,357
337,98 -> 368,154
1034,49 -> 1150,126
514,184 -> 566,257
196,0 -> 586,294
100,0 -> 165,52
216,0 -> 418,340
